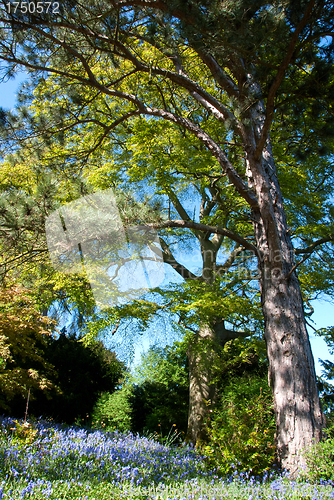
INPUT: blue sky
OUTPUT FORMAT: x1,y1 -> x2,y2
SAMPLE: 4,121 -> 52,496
1,73 -> 334,377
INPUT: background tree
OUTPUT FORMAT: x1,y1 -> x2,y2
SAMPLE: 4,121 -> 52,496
92,343 -> 189,437
0,280 -> 124,422
25,335 -> 125,424
0,103 -> 263,445
0,0 -> 333,472
92,379 -> 134,433
0,281 -> 55,412
130,343 -> 189,438
92,337 -> 276,476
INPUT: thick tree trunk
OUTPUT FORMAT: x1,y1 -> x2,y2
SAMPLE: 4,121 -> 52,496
261,250 -> 323,474
245,86 -> 324,473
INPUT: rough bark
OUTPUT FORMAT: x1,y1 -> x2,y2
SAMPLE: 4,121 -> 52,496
186,322 -> 216,446
185,237 -> 220,446
244,84 -> 324,474
186,320 -> 250,446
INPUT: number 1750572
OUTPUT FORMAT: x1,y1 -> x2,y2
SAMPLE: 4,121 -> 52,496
6,1 -> 60,14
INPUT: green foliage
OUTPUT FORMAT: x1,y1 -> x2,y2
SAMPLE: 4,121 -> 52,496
91,343 -> 189,438
130,379 -> 188,440
91,336 -> 276,475
301,438 -> 334,483
91,381 -> 133,432
0,0 -> 333,475
0,480 -> 137,500
9,419 -> 40,448
204,374 -> 276,476
27,336 -> 125,425
132,343 -> 188,388
314,327 -> 334,435
130,344 -> 189,438
204,339 -> 276,476
0,280 -> 124,423
317,375 -> 334,436
2,476 -> 334,500
0,282 -> 55,411
0,0 -> 331,384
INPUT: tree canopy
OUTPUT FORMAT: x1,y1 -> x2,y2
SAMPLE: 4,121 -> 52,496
0,0 -> 333,472
0,282 -> 55,410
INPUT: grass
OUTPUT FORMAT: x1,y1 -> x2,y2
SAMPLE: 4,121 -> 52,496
0,416 -> 333,499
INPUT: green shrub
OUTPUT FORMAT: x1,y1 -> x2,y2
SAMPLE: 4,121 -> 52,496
130,344 -> 189,437
91,381 -> 133,432
301,437 -> 334,483
204,373 -> 276,476
28,337 -> 125,425
91,343 -> 189,437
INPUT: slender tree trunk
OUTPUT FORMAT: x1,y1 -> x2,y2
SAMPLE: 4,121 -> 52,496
186,322 -> 216,446
185,234 -> 253,446
186,320 -> 249,446
245,85 -> 324,473
185,238 -> 219,445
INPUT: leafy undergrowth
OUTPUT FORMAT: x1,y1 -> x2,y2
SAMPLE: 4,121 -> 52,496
0,417 -> 333,499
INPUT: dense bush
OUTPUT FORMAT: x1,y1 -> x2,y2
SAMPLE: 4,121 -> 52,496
91,337 -> 277,476
130,380 -> 188,438
204,373 -> 276,475
0,281 -> 125,424
26,335 -> 125,424
301,437 -> 334,483
92,343 -> 189,439
130,343 -> 189,438
315,327 -> 334,437
1,334 -> 125,424
91,380 -> 133,432
204,338 -> 276,475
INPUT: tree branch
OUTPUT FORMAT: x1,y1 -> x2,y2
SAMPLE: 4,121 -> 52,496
147,220 -> 260,257
194,49 -> 240,98
295,234 -> 334,255
164,186 -> 191,222
254,0 -> 317,159
286,234 -> 334,278
215,245 -> 245,274
107,94 -> 258,210
113,39 -> 247,140
0,45 -> 258,208
81,110 -> 140,157
18,22 -> 98,83
158,238 -> 199,281
2,12 -> 247,142
199,193 -> 216,221
286,252 -> 312,279
214,320 -> 251,344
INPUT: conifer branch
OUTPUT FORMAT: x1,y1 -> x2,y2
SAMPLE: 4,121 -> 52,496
254,0 -> 317,159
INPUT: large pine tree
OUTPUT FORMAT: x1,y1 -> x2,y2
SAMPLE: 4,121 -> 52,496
0,0 -> 334,472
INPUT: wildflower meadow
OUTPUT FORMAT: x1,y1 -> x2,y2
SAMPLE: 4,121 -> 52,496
0,416 -> 333,499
